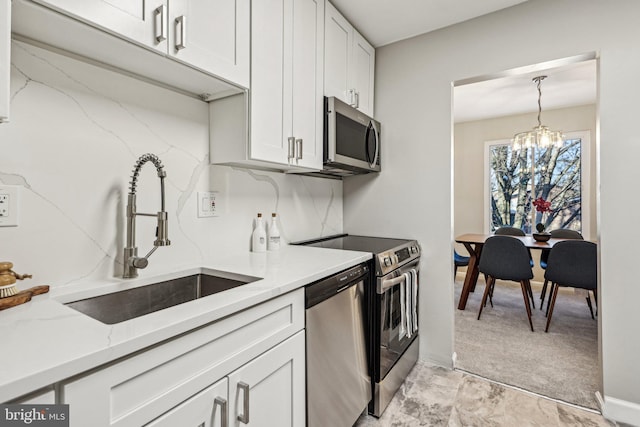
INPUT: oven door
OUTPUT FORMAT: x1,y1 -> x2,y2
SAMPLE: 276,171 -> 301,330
375,259 -> 420,381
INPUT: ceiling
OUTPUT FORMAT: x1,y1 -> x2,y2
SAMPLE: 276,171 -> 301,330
454,59 -> 597,123
330,0 -> 529,48
329,0 -> 597,123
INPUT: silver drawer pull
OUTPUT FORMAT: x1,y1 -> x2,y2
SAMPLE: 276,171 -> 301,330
288,136 -> 295,160
348,88 -> 356,107
154,5 -> 166,42
214,397 -> 228,427
176,15 -> 187,50
237,382 -> 250,424
295,138 -> 303,160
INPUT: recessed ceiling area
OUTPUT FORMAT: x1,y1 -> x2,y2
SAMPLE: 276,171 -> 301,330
454,59 -> 597,123
329,0 -> 528,48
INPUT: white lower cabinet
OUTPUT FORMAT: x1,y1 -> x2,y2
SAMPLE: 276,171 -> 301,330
148,331 -> 305,427
228,331 -> 305,427
62,289 -> 304,427
146,378 -> 228,427
10,387 -> 56,404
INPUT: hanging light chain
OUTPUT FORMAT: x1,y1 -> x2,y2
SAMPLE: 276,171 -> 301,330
533,75 -> 546,127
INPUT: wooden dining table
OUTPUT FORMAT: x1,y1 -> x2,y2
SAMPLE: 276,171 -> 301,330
455,233 -> 569,310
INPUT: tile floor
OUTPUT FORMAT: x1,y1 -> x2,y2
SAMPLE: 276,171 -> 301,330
354,361 -> 621,426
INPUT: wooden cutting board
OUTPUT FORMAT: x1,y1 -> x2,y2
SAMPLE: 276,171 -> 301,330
0,285 -> 50,311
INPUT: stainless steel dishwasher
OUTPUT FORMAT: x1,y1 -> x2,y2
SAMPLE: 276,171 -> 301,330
305,262 -> 371,427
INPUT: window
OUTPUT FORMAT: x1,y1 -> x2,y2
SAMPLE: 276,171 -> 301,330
485,131 -> 589,235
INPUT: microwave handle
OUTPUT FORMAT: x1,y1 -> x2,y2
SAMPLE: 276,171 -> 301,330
367,121 -> 380,169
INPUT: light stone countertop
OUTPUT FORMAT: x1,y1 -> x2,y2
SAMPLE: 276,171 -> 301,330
0,245 -> 372,402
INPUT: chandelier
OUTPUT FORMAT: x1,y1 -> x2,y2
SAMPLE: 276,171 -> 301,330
512,75 -> 564,151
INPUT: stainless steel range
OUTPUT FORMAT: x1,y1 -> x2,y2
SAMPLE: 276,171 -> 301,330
294,234 -> 421,418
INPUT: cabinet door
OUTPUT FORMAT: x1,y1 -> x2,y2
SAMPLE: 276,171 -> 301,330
169,0 -> 250,88
324,1 -> 351,105
249,0 -> 288,165
33,0 -> 167,53
147,378 -> 228,427
352,30 -> 375,117
228,331 -> 305,427
0,0 -> 9,124
290,0 -> 324,169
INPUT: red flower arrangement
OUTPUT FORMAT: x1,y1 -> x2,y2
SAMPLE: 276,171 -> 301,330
532,197 -> 551,213
532,197 -> 551,233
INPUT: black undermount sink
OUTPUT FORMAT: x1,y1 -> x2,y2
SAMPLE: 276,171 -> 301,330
65,272 -> 261,325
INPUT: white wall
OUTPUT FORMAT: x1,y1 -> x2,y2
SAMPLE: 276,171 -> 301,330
344,0 -> 640,422
454,104 -> 597,281
0,41 -> 342,289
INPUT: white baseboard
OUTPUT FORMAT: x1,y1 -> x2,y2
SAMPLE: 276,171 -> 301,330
601,394 -> 640,426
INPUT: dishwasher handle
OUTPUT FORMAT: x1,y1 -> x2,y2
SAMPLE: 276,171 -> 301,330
305,262 -> 369,309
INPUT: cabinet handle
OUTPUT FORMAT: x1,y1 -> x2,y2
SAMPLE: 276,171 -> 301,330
214,397 -> 228,427
237,382 -> 250,424
176,15 -> 187,50
154,5 -> 166,42
348,89 -> 356,107
295,138 -> 303,160
287,137 -> 295,160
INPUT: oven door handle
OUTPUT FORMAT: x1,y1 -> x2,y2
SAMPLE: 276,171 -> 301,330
378,263 -> 420,294
380,275 -> 406,293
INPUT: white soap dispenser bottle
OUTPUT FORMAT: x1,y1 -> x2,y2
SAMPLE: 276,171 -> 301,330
252,213 -> 267,252
267,213 -> 281,251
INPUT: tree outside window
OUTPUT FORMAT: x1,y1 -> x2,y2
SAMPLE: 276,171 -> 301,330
489,138 -> 582,234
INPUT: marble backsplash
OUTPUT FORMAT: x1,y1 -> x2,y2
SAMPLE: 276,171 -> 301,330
0,41 -> 342,288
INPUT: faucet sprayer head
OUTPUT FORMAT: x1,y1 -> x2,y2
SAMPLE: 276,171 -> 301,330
154,211 -> 170,246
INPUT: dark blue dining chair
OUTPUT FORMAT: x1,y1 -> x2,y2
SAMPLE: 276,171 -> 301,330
539,229 -> 584,310
477,236 -> 535,331
454,250 -> 470,276
494,225 -> 534,268
494,226 -> 525,236
543,240 -> 597,332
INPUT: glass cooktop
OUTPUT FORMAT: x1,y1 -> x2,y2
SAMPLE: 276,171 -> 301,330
292,234 -> 413,255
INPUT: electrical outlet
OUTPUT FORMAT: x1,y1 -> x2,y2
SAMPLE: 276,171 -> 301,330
0,185 -> 19,227
197,191 -> 220,218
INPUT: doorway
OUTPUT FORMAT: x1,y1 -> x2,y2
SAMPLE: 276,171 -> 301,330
451,56 -> 601,409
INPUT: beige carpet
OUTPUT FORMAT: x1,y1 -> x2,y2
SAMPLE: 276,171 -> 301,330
454,278 -> 600,409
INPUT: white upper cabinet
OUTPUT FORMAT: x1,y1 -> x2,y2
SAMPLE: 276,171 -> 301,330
1,0 -> 10,124
250,0 -> 324,169
169,0 -> 250,88
352,31 -> 375,117
13,0 -> 249,93
30,0 -> 166,53
324,1 -> 375,116
210,0 -> 324,171
290,0 -> 325,169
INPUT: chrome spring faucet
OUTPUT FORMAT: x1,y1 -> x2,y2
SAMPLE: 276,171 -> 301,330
123,153 -> 171,278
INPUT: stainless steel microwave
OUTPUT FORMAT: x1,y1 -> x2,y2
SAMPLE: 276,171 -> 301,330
319,96 -> 381,177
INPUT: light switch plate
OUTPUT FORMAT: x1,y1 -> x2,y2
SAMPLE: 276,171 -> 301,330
197,191 -> 220,218
0,185 -> 19,227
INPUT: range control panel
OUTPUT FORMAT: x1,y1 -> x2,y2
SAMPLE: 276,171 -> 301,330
376,242 -> 420,276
